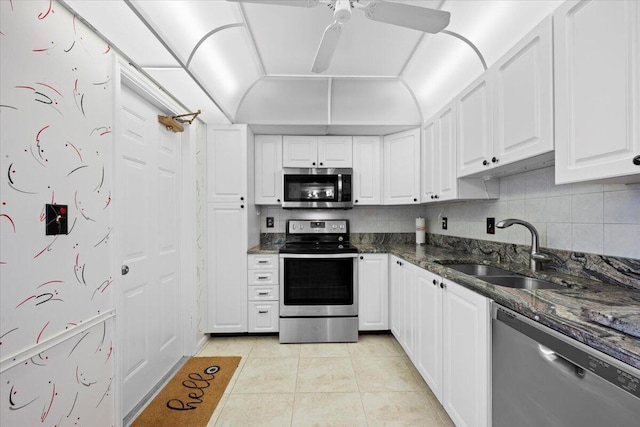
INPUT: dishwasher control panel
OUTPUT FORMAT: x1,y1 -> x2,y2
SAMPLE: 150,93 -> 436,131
587,355 -> 640,398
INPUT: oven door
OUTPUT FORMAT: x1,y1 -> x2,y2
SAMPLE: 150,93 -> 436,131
279,253 -> 358,317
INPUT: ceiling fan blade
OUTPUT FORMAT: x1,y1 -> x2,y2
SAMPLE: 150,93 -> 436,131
311,22 -> 343,73
363,1 -> 450,33
226,0 -> 319,7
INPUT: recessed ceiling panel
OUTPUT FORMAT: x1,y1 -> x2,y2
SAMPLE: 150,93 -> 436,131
236,78 -> 329,124
132,0 -> 242,65
63,0 -> 179,67
143,68 -> 230,124
242,1 -> 430,76
189,27 -> 261,118
331,79 -> 421,124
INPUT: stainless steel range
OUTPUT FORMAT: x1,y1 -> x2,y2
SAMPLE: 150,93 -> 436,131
279,219 -> 358,343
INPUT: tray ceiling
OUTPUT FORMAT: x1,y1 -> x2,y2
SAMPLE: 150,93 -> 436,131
61,0 -> 562,131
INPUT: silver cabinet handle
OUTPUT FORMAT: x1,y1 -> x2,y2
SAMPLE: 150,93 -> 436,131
257,291 -> 270,296
257,276 -> 269,280
121,265 -> 129,275
258,260 -> 269,264
258,309 -> 269,314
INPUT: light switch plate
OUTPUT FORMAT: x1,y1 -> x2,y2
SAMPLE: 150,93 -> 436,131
45,204 -> 68,235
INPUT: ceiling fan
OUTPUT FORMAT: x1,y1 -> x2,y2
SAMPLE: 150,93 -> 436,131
228,0 -> 451,73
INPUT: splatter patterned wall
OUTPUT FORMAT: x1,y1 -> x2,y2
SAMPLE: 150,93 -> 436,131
1,1 -> 115,425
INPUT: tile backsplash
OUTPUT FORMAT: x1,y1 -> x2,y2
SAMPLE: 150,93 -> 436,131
425,166 -> 640,260
259,166 -> 639,260
259,205 -> 427,234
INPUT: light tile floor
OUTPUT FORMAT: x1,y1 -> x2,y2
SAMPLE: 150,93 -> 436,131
197,333 -> 455,427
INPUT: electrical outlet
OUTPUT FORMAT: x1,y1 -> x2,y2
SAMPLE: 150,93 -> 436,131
487,217 -> 495,234
266,217 -> 274,228
442,217 -> 448,230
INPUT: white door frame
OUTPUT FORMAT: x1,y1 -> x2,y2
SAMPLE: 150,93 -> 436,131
113,57 -> 199,425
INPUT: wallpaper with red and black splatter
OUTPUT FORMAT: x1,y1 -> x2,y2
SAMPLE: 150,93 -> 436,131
1,1 -> 115,425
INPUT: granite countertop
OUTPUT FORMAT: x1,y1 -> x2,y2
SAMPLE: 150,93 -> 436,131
248,242 -> 640,370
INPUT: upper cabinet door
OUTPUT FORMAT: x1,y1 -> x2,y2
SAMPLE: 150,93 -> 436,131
283,136 -> 318,168
383,128 -> 421,205
206,125 -> 247,203
456,75 -> 493,177
555,1 -> 640,183
318,136 -> 353,168
436,104 -> 458,202
493,15 -> 553,168
421,120 -> 438,202
353,136 -> 382,205
254,135 -> 283,205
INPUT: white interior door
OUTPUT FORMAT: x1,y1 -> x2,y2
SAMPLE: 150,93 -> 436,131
118,84 -> 183,417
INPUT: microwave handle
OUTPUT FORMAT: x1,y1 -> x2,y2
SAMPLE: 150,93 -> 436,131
338,174 -> 343,202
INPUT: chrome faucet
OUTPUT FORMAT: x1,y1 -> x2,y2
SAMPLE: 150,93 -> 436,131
496,219 -> 552,272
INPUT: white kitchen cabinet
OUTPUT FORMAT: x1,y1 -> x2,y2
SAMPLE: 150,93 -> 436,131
206,125 -> 259,334
555,1 -> 640,184
457,16 -> 554,178
207,125 -> 248,204
388,256 -> 416,362
358,253 -> 388,331
435,104 -> 458,202
207,203 -> 248,333
247,254 -> 279,333
318,136 -> 353,167
442,277 -> 490,427
389,255 -> 403,340
254,135 -> 283,205
282,135 -> 317,168
352,136 -> 382,205
415,268 -> 443,401
282,135 -> 352,168
456,75 -> 493,177
248,302 -> 279,333
423,103 -> 499,203
390,257 -> 490,427
383,128 -> 421,205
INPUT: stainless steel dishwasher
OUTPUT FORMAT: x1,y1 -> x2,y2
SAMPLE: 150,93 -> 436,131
492,303 -> 640,427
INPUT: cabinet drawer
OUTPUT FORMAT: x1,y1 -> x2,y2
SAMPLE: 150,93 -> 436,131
248,301 -> 279,333
248,254 -> 278,269
248,271 -> 278,286
248,285 -> 279,301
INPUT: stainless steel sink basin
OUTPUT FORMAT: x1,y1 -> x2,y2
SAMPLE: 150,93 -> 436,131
446,264 -> 519,276
481,276 -> 565,290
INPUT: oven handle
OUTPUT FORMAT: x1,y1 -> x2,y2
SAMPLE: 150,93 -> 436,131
279,253 -> 358,259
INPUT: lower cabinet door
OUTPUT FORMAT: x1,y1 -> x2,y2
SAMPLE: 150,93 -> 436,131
248,301 -> 279,332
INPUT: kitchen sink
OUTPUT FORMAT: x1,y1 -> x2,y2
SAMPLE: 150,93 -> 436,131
481,276 -> 565,290
446,264 -> 519,276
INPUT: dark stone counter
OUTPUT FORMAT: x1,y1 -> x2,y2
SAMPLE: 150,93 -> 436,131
248,235 -> 640,370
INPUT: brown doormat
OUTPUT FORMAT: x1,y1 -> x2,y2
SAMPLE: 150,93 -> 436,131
131,356 -> 241,427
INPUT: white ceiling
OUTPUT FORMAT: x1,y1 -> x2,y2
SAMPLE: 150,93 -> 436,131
61,0 -> 563,133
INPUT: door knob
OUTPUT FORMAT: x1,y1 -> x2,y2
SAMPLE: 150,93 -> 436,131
121,265 -> 130,275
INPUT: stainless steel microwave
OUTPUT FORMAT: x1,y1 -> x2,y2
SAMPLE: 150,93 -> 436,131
282,168 -> 353,209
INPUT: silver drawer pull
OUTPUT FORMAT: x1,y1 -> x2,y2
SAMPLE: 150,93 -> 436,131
257,291 -> 270,296
258,310 -> 269,314
257,260 -> 269,264
257,276 -> 269,280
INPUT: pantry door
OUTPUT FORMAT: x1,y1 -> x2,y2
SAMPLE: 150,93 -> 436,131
117,82 -> 183,417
